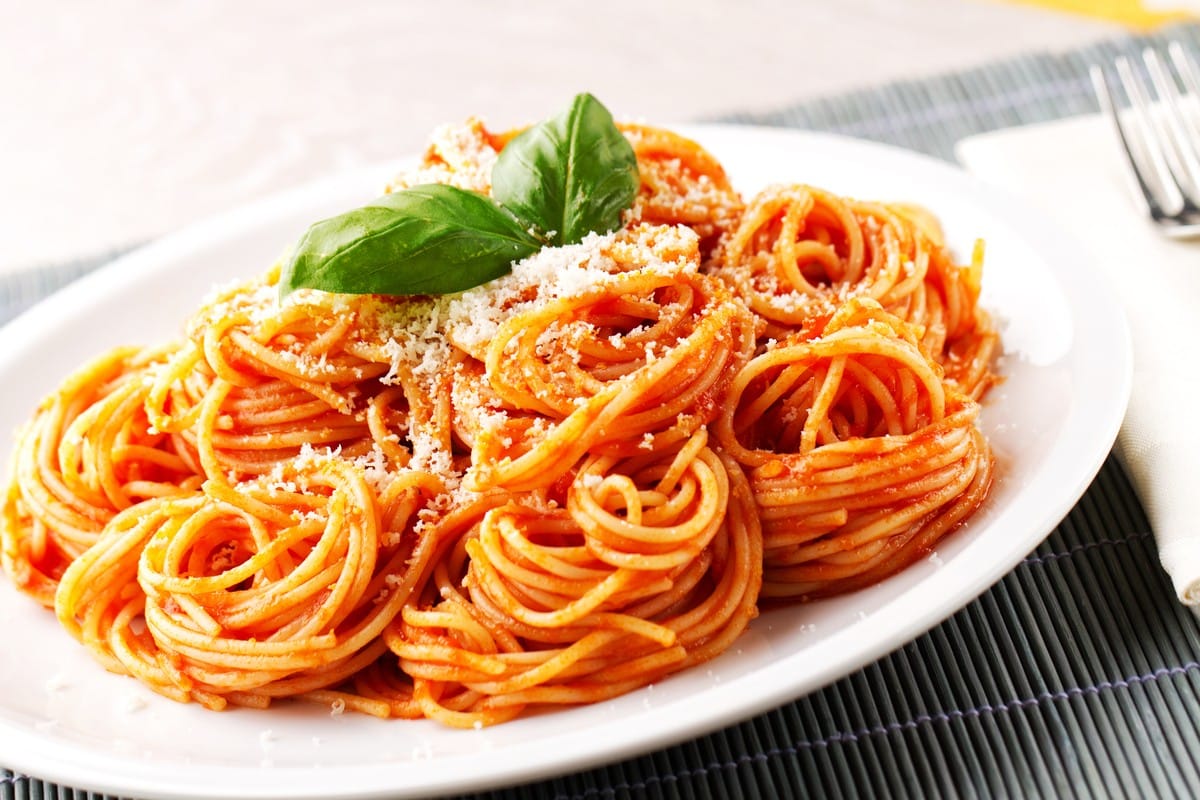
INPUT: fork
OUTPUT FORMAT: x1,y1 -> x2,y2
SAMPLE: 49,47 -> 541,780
1090,42 -> 1200,238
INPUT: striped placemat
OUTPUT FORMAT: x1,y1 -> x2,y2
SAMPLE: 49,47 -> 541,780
5,22 -> 1200,800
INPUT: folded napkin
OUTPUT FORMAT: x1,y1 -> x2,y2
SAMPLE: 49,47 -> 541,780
959,115 -> 1200,605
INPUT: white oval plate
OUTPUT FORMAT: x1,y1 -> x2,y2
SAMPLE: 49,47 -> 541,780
0,125 -> 1131,799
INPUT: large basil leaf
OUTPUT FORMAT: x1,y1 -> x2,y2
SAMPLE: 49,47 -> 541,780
491,93 -> 639,247
279,184 -> 542,297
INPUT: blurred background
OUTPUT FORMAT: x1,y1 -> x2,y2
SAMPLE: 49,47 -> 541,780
2,0 -> 1195,274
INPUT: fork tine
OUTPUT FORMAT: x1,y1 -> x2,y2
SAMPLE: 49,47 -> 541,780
1141,47 -> 1200,204
1167,42 -> 1200,148
1090,64 -> 1170,219
1114,54 -> 1187,216
1168,42 -> 1200,99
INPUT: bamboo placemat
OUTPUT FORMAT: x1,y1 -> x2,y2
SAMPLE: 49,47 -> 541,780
5,22 -> 1200,800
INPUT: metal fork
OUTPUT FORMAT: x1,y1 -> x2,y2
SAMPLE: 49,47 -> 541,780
1090,42 -> 1200,238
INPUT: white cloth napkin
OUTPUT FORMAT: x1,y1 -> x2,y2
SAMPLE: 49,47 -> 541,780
958,114 -> 1200,606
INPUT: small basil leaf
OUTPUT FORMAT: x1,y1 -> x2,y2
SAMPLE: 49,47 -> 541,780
492,92 -> 638,247
279,184 -> 542,297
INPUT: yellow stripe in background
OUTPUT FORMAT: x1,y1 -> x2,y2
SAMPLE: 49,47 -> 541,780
999,0 -> 1195,30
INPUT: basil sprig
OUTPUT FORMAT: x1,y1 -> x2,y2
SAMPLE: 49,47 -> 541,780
280,93 -> 639,298
279,185 -> 541,296
492,93 -> 639,247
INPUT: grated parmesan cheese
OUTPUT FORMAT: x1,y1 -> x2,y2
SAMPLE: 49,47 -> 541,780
386,118 -> 498,194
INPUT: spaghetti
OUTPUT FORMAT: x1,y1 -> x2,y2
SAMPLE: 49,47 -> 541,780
0,118 -> 998,727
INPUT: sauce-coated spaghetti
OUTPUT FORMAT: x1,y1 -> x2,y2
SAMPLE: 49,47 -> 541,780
0,117 -> 997,727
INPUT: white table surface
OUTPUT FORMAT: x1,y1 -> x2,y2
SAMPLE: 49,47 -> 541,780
1,0 -> 1118,275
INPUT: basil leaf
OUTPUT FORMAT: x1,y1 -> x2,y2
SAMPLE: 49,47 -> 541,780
279,184 -> 542,297
492,92 -> 638,247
